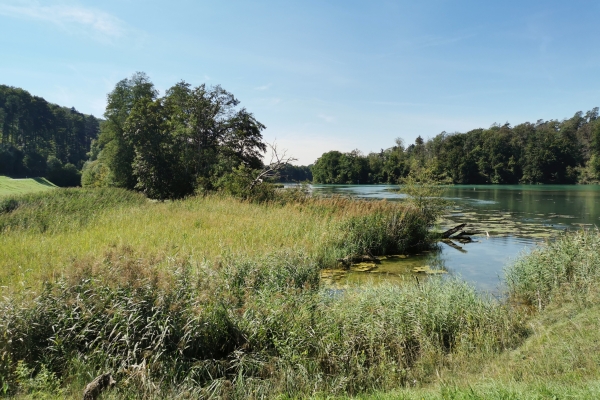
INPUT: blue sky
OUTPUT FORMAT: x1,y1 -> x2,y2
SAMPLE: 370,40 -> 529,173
1,0 -> 599,164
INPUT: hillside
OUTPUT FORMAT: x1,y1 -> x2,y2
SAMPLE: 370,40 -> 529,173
0,85 -> 100,186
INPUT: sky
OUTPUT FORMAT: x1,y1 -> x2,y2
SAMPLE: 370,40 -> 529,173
1,0 -> 600,165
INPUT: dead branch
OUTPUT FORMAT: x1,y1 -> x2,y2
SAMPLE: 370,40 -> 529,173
249,142 -> 297,189
441,223 -> 467,238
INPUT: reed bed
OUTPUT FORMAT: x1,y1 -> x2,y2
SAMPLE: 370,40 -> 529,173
0,251 -> 524,398
505,229 -> 600,310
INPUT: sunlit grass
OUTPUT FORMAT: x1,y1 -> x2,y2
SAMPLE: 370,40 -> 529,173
0,189 -> 431,290
0,176 -> 56,197
1,195 -> 325,288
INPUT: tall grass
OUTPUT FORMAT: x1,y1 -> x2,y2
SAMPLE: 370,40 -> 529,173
0,189 -> 433,288
505,229 -> 600,310
0,188 -> 147,233
0,251 -> 524,398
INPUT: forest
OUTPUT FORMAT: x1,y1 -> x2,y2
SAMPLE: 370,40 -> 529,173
0,85 -> 100,186
312,108 -> 600,185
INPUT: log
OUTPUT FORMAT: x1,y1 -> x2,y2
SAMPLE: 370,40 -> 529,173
454,230 -> 482,237
83,373 -> 116,400
441,223 -> 467,238
441,239 -> 467,253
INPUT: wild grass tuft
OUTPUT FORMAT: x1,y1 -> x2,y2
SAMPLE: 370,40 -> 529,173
505,229 -> 600,310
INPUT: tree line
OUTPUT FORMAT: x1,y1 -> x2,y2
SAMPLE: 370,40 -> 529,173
0,85 -> 100,186
312,108 -> 600,184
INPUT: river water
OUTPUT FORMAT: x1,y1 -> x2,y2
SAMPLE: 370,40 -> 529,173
310,184 -> 600,293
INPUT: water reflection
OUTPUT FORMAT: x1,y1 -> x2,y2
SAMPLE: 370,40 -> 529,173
309,184 -> 600,292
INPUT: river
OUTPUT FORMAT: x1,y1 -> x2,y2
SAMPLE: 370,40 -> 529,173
310,184 -> 600,293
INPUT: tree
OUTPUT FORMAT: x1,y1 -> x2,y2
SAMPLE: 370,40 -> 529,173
97,72 -> 158,189
87,74 -> 269,199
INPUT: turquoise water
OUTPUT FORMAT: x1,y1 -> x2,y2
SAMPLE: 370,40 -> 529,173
310,184 -> 600,292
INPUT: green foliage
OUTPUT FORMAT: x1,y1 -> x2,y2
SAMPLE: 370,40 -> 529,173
80,160 -> 111,188
399,166 -> 450,229
278,163 -> 313,182
312,108 -> 600,185
89,74 -> 268,200
94,72 -> 158,190
13,361 -> 62,397
312,150 -> 370,184
45,156 -> 81,187
215,164 -> 277,202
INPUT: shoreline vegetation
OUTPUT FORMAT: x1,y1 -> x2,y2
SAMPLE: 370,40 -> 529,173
1,186 -> 600,398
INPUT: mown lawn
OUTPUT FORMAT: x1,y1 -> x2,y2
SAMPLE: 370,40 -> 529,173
0,176 -> 56,197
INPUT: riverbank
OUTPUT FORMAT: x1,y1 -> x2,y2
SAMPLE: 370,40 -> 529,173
1,188 -> 599,398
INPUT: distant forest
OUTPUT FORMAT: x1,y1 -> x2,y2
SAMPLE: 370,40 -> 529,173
0,85 -> 100,186
312,108 -> 600,185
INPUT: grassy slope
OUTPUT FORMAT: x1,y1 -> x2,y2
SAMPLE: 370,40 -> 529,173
0,176 -> 56,197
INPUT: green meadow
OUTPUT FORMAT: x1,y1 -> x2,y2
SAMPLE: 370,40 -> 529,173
1,187 -> 600,399
0,176 -> 56,197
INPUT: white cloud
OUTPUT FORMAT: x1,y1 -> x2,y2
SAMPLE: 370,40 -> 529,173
0,1 -> 126,42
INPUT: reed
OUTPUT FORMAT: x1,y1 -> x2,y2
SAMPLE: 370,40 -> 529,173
505,229 -> 600,310
0,253 -> 524,398
0,189 -> 433,288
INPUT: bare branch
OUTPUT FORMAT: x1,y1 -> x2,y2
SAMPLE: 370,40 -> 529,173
249,142 -> 297,189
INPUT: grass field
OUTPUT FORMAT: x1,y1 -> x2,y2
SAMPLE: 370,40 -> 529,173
0,176 -> 56,197
2,188 -> 600,399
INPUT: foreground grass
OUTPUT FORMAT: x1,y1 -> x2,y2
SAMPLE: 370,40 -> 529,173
2,188 -> 600,398
0,176 -> 56,197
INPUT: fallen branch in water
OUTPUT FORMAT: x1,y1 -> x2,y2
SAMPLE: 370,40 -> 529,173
441,223 -> 467,238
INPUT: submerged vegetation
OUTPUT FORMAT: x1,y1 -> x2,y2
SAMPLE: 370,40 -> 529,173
1,185 -> 600,398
